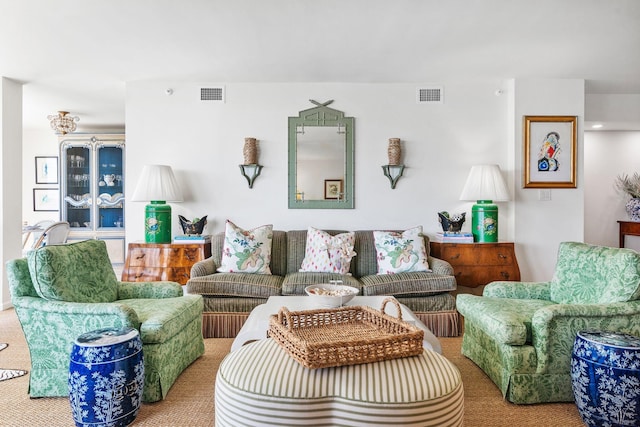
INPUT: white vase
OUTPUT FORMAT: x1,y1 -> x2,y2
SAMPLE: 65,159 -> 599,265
626,198 -> 640,221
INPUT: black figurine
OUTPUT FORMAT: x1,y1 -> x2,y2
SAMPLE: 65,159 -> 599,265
178,215 -> 208,235
438,211 -> 466,233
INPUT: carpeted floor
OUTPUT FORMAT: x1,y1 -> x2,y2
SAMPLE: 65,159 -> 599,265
0,308 -> 584,426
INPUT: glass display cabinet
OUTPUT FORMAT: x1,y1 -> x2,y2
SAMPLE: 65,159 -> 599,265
59,134 -> 126,266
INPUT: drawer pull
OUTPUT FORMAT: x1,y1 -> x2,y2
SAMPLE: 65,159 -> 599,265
498,253 -> 508,260
500,271 -> 510,279
450,253 -> 461,260
135,253 -> 146,260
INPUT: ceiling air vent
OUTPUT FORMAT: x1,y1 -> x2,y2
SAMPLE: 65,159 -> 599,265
200,86 -> 225,102
416,86 -> 443,104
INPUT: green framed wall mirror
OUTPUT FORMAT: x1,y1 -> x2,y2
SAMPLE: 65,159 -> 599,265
288,100 -> 354,209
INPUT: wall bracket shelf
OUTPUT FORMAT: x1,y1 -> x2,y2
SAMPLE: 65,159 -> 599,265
382,164 -> 405,189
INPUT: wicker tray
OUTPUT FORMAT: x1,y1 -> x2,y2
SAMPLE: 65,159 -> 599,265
268,297 -> 424,369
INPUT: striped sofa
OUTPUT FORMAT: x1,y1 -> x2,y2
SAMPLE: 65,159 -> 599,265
186,229 -> 458,338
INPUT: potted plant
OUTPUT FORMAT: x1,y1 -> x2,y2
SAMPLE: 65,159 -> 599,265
615,173 -> 640,221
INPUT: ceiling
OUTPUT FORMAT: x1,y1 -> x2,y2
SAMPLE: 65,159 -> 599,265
2,0 -> 639,132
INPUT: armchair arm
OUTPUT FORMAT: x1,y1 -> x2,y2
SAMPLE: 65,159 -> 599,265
484,281 -> 551,300
532,300 -> 640,374
427,256 -> 454,276
190,257 -> 217,278
12,295 -> 140,329
118,281 -> 183,299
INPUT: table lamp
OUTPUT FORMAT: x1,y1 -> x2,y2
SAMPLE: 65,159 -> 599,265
131,165 -> 183,243
459,164 -> 509,242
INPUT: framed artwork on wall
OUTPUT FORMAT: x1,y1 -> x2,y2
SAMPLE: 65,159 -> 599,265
35,156 -> 59,184
523,115 -> 577,188
33,188 -> 59,211
324,179 -> 343,200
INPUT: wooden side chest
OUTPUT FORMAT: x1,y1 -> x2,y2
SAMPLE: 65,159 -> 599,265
429,242 -> 521,288
121,242 -> 212,285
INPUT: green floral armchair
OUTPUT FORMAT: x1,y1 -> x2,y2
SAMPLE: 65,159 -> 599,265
6,239 -> 204,403
456,242 -> 640,404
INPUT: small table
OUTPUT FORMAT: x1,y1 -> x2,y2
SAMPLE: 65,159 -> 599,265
617,220 -> 640,248
231,295 -> 442,353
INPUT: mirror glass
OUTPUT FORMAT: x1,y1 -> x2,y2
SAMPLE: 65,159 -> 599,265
288,101 -> 354,209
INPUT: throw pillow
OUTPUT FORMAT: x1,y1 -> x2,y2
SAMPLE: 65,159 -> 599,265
217,220 -> 273,274
373,226 -> 430,274
299,227 -> 356,274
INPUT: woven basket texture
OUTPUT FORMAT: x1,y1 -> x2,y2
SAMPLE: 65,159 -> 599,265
268,298 -> 424,369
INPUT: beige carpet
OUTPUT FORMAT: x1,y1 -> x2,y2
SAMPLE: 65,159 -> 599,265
0,308 -> 584,426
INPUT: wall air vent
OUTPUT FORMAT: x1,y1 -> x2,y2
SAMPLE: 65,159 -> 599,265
416,86 -> 443,104
200,86 -> 225,102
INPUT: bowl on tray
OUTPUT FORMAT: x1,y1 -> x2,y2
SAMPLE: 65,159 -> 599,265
304,282 -> 359,308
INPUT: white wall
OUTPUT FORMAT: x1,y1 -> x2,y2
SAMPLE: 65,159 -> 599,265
1,77 -> 23,309
584,131 -> 640,252
511,79 -> 586,282
21,127 -> 60,226
125,81 -> 514,246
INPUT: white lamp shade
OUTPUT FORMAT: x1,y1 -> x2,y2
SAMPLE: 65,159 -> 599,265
459,164 -> 509,202
131,165 -> 183,202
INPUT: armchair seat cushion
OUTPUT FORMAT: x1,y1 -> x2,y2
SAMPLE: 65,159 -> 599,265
186,272 -> 283,298
282,272 -> 362,295
457,295 -> 555,345
360,272 -> 456,297
120,295 -> 204,344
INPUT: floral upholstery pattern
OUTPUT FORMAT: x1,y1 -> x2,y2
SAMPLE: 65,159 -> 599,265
299,227 -> 356,274
6,240 -> 205,403
28,239 -> 118,303
217,220 -> 273,274
456,241 -> 640,404
373,226 -> 430,274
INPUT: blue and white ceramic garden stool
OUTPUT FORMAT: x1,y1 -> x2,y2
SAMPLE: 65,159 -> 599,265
69,327 -> 145,427
571,331 -> 640,427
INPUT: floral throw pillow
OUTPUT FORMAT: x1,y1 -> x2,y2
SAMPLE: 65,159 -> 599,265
299,227 -> 356,274
217,220 -> 273,274
373,226 -> 430,274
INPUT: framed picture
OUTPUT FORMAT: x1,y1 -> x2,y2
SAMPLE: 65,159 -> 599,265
324,179 -> 343,200
523,115 -> 577,188
35,156 -> 58,184
33,188 -> 59,211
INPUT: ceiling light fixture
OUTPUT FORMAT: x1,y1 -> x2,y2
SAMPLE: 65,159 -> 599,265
591,124 -> 603,129
47,111 -> 79,135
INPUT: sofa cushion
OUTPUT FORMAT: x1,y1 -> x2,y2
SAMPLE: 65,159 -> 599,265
186,272 -> 283,298
217,220 -> 273,274
550,242 -> 640,304
299,227 -> 356,274
373,227 -> 430,274
120,294 -> 203,344
27,239 -> 118,303
282,272 -> 362,295
456,294 -> 555,345
360,272 -> 456,297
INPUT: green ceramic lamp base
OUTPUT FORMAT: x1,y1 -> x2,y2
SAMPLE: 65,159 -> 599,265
472,200 -> 498,243
144,201 -> 172,244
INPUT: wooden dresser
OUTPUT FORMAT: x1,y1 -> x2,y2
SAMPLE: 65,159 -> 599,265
121,242 -> 212,285
429,242 -> 521,290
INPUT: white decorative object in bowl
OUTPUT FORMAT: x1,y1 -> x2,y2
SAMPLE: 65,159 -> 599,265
304,281 -> 359,308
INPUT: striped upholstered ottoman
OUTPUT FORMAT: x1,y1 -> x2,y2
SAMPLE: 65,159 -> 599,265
215,339 -> 464,426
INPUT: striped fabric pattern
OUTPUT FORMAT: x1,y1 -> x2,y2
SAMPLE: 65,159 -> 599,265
282,272 -> 362,295
187,273 -> 283,298
216,339 -> 464,426
360,272 -> 456,296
